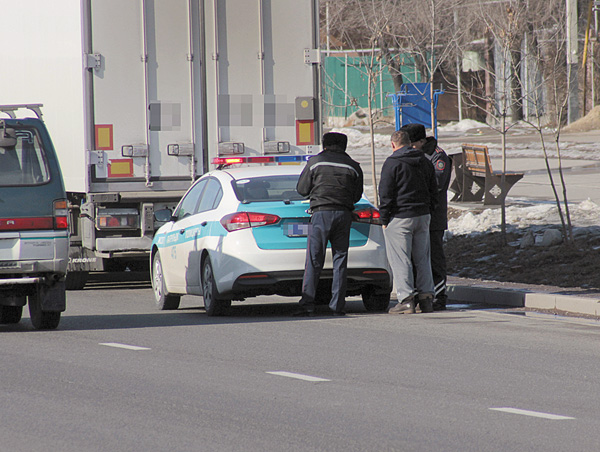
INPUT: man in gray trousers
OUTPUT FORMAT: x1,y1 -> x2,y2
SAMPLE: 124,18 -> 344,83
378,128 -> 438,314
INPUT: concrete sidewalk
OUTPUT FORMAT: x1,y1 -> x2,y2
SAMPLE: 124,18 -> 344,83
447,276 -> 600,317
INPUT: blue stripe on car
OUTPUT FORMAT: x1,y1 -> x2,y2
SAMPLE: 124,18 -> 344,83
152,200 -> 372,250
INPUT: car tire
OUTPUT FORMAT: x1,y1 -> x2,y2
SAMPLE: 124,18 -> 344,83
361,286 -> 391,312
201,257 -> 230,316
28,292 -> 61,330
65,271 -> 89,291
0,305 -> 23,324
152,252 -> 181,310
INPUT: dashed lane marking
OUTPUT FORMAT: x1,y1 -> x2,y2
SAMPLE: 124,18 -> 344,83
266,371 -> 331,382
490,407 -> 575,420
100,342 -> 151,351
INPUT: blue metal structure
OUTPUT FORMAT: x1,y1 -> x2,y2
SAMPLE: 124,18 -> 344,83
389,83 -> 444,138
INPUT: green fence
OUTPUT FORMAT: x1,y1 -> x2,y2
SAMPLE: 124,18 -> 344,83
322,54 -> 422,120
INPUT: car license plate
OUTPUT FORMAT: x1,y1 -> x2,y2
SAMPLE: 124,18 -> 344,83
286,222 -> 309,237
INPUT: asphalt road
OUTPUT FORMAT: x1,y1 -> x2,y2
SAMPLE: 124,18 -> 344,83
2,274 -> 600,451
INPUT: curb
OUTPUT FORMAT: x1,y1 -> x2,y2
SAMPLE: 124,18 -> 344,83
447,283 -> 600,317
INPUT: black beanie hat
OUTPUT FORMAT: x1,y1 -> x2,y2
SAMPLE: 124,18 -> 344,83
322,132 -> 348,151
399,123 -> 426,143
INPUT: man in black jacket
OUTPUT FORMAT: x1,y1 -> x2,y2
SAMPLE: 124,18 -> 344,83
420,134 -> 452,310
295,132 -> 364,316
379,127 -> 437,314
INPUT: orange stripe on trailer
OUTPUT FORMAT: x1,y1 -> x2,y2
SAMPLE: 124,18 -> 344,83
108,159 -> 133,177
296,120 -> 314,145
95,124 -> 113,150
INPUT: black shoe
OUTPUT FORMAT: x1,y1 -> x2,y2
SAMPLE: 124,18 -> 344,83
292,309 -> 315,317
432,300 -> 447,311
417,293 -> 434,313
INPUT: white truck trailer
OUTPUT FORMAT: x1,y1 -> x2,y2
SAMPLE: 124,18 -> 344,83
0,0 -> 321,289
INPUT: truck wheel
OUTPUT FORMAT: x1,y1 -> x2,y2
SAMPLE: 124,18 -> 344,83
152,253 -> 180,310
201,257 -> 230,316
361,286 -> 391,312
0,305 -> 23,324
28,293 -> 61,330
65,271 -> 89,290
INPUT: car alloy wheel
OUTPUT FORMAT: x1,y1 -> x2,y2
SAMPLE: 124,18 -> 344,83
152,252 -> 180,310
201,256 -> 230,316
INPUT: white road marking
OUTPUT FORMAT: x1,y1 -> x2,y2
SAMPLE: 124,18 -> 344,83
490,407 -> 575,420
266,371 -> 331,382
100,342 -> 151,351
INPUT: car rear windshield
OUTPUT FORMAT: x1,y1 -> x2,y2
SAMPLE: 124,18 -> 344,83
233,175 -> 305,202
0,128 -> 50,187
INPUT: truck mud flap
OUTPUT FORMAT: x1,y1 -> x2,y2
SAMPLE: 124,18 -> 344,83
37,281 -> 66,312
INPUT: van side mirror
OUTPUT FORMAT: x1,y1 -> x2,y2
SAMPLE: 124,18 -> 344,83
0,127 -> 17,147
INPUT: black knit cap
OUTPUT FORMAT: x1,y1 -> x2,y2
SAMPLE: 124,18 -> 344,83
322,132 -> 348,151
399,123 -> 426,143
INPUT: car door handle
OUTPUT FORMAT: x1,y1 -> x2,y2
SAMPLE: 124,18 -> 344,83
201,221 -> 207,226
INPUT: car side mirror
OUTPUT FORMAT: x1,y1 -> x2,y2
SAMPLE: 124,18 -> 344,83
154,208 -> 174,223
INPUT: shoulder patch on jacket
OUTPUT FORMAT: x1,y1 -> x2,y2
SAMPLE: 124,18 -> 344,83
436,160 -> 446,171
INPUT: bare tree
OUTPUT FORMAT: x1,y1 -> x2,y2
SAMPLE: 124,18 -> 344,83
519,0 -> 574,244
320,0 -> 398,206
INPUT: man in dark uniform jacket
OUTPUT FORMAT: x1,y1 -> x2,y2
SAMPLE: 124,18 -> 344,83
296,132 -> 364,316
401,124 -> 452,310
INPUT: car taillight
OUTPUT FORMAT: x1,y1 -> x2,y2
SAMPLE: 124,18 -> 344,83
54,199 -> 68,229
354,207 -> 382,225
220,212 -> 281,232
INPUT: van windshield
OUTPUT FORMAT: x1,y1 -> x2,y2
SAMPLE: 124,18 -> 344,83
0,129 -> 50,186
232,175 -> 305,202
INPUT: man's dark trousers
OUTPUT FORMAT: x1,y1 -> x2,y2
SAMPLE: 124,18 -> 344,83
430,229 -> 447,302
300,210 -> 353,313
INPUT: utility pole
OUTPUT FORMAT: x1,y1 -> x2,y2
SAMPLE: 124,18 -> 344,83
454,9 -> 463,122
593,1 -> 600,108
566,0 -> 580,123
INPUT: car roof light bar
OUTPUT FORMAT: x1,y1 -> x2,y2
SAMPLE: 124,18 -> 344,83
212,155 -> 312,167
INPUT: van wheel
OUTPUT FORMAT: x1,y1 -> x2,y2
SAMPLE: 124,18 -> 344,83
201,257 -> 230,316
28,293 -> 61,330
361,286 -> 391,312
65,271 -> 89,290
0,306 -> 23,324
152,253 -> 180,310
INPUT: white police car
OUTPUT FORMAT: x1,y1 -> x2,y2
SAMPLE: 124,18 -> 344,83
150,155 -> 391,316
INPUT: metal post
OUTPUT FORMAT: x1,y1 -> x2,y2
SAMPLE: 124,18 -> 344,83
454,10 -> 462,122
566,0 -> 580,124
326,1 -> 330,57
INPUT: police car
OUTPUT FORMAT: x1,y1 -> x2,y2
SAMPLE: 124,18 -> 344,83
150,155 -> 391,316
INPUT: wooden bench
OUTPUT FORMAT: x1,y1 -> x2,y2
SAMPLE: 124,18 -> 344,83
449,144 -> 524,205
